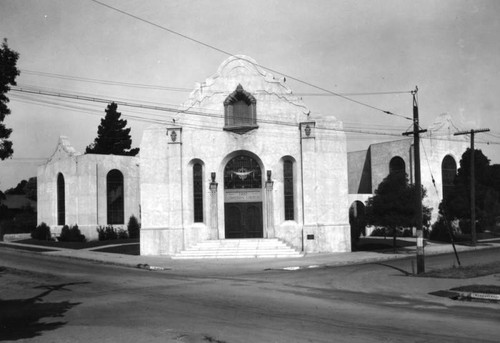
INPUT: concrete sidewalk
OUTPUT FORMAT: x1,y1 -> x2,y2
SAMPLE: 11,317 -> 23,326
2,237 -> 499,275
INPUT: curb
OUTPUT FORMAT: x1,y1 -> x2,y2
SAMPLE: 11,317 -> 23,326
450,291 -> 500,303
2,240 -> 500,274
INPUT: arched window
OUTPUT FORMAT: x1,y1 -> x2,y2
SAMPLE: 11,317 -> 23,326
223,84 -> 257,133
224,155 -> 262,189
193,163 -> 203,222
442,155 -> 457,200
284,160 -> 294,220
107,169 -> 124,225
389,156 -> 406,175
57,173 -> 65,225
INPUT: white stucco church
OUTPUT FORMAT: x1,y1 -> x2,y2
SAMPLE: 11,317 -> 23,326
37,56 -> 467,256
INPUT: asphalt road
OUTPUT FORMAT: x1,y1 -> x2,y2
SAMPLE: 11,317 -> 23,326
1,248 -> 499,342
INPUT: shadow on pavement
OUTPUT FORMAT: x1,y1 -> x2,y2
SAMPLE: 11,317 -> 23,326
0,281 -> 89,341
371,262 -> 413,276
353,237 -> 416,253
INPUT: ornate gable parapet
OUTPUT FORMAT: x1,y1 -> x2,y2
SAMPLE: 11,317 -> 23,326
178,55 -> 310,118
426,113 -> 466,140
47,136 -> 80,164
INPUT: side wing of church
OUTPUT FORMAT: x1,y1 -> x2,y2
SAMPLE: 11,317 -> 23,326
347,113 -> 468,232
140,56 -> 351,255
37,136 -> 140,240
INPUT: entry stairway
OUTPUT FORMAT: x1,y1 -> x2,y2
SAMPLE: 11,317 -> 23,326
171,238 -> 304,259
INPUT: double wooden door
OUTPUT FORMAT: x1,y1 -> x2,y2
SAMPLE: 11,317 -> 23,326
224,202 -> 263,238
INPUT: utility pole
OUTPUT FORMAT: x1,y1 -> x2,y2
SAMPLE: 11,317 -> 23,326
453,128 -> 490,246
403,86 -> 427,274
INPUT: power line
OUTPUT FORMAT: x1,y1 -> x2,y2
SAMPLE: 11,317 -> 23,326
21,68 -> 411,98
16,83 -> 190,109
11,86 -> 500,146
21,69 -> 192,92
13,82 -> 421,133
10,93 -> 171,126
295,91 -> 412,97
88,0 -> 413,121
8,88 -> 407,138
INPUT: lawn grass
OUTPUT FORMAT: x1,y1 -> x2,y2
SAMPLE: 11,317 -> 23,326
0,242 -> 57,253
353,237 -> 415,252
419,261 -> 500,279
16,238 -> 139,250
93,243 -> 140,255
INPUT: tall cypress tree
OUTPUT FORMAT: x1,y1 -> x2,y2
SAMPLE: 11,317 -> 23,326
86,102 -> 139,156
0,38 -> 20,160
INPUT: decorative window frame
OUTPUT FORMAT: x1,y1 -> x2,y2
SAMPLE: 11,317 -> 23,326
223,84 -> 258,134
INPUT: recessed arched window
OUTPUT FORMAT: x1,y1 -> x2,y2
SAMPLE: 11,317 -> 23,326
284,160 -> 294,220
57,173 -> 65,225
442,155 -> 457,200
223,84 -> 257,133
193,163 -> 203,222
224,155 -> 262,189
107,169 -> 124,225
389,156 -> 406,175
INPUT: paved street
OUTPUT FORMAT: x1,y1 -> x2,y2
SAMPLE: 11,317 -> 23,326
1,247 -> 499,342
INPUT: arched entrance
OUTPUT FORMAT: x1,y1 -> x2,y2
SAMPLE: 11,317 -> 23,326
224,155 -> 263,238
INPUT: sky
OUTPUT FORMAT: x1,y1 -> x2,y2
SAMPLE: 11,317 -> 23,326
1,0 -> 499,190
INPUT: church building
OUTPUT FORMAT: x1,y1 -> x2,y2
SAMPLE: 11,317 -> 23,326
139,56 -> 350,255
37,56 -> 467,256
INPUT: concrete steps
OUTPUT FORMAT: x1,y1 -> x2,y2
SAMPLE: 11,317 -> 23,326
171,238 -> 304,259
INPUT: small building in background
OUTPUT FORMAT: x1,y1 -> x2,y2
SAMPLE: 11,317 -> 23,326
37,136 -> 140,240
1,194 -> 36,217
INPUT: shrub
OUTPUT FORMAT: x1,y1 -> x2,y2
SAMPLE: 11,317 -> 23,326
430,216 -> 457,242
0,208 -> 37,236
59,224 -> 86,242
97,225 -> 118,241
31,222 -> 52,240
370,227 -> 387,237
117,228 -> 128,239
127,215 -> 140,239
402,228 -> 413,237
458,218 -> 485,235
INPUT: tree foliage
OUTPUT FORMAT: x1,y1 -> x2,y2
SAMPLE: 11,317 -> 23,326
4,177 -> 36,201
0,38 -> 20,160
440,149 -> 500,232
25,177 -> 37,201
127,215 -> 141,239
85,102 -> 139,156
365,171 -> 431,249
5,179 -> 28,195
